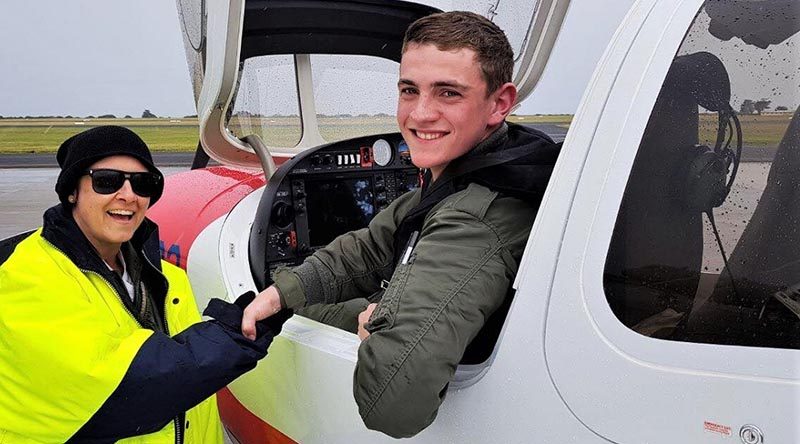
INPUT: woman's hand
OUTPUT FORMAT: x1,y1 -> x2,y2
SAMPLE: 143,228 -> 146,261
242,286 -> 283,340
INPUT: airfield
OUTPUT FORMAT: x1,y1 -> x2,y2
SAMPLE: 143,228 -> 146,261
0,115 -> 779,275
0,117 -> 572,238
0,115 -> 574,154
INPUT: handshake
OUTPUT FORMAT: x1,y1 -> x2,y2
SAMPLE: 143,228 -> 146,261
238,286 -> 378,342
204,290 -> 292,353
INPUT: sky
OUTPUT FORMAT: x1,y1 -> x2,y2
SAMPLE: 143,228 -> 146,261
0,0 -> 635,118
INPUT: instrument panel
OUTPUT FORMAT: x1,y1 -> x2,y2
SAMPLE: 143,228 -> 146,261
250,133 -> 419,288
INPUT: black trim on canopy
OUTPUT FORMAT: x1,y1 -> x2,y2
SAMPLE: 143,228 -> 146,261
241,0 -> 441,62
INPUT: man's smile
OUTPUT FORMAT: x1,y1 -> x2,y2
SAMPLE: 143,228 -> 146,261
412,130 -> 449,140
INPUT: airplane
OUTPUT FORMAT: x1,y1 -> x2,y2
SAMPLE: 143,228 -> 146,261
57,0 -> 800,442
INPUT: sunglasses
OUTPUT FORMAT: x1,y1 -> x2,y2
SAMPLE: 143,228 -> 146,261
84,169 -> 163,198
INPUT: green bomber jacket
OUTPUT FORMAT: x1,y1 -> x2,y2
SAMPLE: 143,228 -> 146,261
271,123 -> 558,438
273,183 -> 536,437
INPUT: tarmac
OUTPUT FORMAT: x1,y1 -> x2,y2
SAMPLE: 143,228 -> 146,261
0,152 -> 200,168
0,167 -> 186,240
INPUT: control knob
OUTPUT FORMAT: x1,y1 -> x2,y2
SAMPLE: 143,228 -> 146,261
271,201 -> 295,229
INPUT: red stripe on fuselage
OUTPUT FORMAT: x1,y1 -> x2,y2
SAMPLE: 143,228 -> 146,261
147,161 -> 288,269
218,387 -> 298,444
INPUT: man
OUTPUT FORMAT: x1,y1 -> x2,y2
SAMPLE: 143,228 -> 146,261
242,11 -> 560,437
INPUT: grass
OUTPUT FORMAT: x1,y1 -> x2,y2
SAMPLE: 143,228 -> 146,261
0,115 -> 576,154
508,114 -> 573,125
0,118 -> 200,153
699,113 -> 793,147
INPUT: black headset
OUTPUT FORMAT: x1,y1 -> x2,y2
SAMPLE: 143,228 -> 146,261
666,52 -> 745,304
666,51 -> 742,213
682,110 -> 742,212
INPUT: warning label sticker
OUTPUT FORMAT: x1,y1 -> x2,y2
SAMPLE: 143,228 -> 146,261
704,421 -> 732,436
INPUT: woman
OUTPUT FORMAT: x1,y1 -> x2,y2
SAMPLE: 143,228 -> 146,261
0,126 -> 286,443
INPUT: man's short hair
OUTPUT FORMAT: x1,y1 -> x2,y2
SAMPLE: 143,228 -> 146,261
402,11 -> 514,95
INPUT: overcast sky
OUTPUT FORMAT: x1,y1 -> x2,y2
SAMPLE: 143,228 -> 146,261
0,0 -> 634,117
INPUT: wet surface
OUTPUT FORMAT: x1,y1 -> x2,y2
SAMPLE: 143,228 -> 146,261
0,168 -> 184,239
1,169 -> 59,239
0,153 -> 200,168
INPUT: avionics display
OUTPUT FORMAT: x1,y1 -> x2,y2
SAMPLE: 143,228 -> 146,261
305,177 -> 375,247
250,133 -> 420,290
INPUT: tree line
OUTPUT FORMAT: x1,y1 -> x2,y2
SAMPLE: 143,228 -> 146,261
738,99 -> 792,115
0,110 -> 199,119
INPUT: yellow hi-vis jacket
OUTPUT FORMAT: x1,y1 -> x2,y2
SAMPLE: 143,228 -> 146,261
0,227 -> 223,444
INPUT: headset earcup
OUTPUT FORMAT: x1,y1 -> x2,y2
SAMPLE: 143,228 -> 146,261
682,145 -> 729,211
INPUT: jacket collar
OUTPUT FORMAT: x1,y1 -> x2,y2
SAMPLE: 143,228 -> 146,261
422,122 -> 559,203
393,122 -> 560,267
472,122 -> 510,156
41,203 -> 163,274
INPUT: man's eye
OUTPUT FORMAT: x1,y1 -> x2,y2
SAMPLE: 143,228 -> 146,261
442,90 -> 461,98
400,87 -> 418,95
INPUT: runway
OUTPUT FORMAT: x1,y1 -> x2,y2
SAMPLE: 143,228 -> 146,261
0,152 -> 201,168
0,167 -> 184,239
0,122 -> 775,169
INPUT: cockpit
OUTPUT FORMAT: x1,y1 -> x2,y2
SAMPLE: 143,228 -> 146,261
604,0 -> 800,349
174,0 -> 569,358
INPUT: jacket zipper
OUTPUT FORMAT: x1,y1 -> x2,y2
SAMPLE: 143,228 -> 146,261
173,414 -> 185,444
141,253 -> 184,444
44,238 -> 185,444
85,267 -> 189,443
43,238 -> 144,328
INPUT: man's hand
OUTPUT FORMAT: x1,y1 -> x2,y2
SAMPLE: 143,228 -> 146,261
357,303 -> 377,341
242,286 -> 283,340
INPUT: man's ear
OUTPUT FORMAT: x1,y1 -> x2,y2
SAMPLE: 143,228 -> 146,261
487,82 -> 518,126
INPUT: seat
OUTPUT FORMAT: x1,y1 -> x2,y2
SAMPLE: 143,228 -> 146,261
684,109 -> 800,348
603,52 -> 735,337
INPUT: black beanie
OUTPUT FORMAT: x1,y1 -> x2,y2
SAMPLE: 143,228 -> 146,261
55,125 -> 164,206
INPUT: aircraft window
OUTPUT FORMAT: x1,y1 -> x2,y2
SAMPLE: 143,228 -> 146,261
228,55 -> 302,148
310,55 -> 400,142
604,1 -> 800,349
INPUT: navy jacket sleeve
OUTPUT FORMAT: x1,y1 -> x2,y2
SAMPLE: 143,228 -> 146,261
68,294 -> 290,443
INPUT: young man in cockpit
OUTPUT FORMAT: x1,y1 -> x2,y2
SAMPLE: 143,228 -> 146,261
242,11 -> 560,438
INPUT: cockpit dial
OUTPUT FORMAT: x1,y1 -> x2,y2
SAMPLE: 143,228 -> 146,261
372,139 -> 393,167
